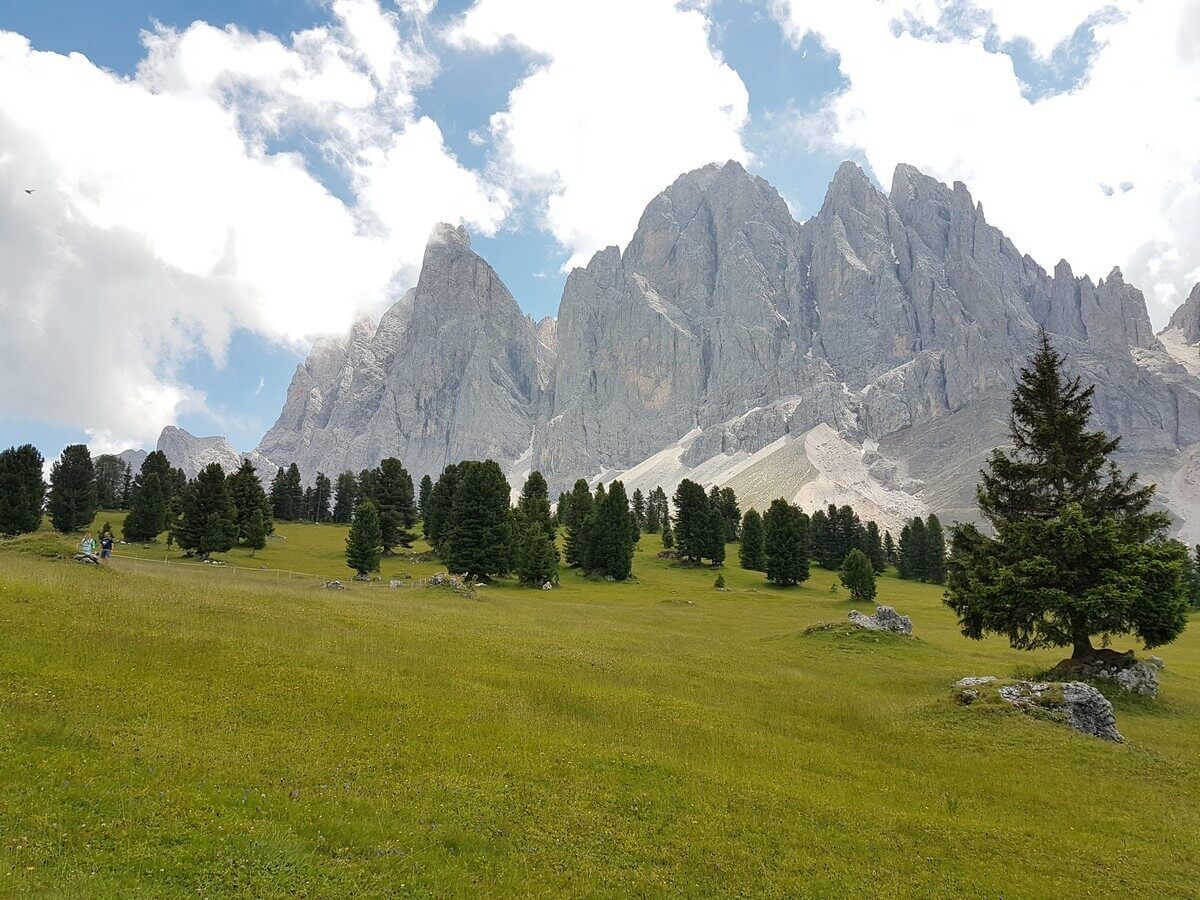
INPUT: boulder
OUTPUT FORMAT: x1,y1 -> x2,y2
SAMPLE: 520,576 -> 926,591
541,581 -> 554,591
848,605 -> 913,635
1052,650 -> 1159,698
324,580 -> 347,590
73,553 -> 99,565
953,677 -> 1123,742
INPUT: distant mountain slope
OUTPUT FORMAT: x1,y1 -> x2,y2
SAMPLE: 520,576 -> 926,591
248,161 -> 1200,538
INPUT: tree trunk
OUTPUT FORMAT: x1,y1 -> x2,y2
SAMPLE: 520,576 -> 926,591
1071,634 -> 1095,660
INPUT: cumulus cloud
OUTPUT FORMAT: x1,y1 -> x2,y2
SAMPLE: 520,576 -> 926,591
0,0 -> 506,449
771,0 -> 1200,327
449,0 -> 750,267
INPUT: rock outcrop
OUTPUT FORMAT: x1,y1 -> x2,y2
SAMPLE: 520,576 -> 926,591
248,161 -> 1200,537
1051,650 -> 1160,698
848,605 -> 913,635
953,677 -> 1123,742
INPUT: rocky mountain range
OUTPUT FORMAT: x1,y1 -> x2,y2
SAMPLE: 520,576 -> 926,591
136,160 -> 1200,539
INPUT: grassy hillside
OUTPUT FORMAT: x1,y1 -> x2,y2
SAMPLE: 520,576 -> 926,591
2,519 -> 1197,897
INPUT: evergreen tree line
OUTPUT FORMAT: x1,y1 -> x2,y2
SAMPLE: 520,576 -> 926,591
896,515 -> 947,584
556,478 -> 638,581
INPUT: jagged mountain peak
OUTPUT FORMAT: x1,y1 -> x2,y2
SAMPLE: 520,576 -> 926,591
1165,282 -> 1200,343
427,221 -> 472,250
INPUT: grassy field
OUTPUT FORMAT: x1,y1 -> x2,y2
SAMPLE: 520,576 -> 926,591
1,515 -> 1197,897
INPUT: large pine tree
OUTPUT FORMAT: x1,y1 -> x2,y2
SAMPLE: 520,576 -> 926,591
443,461 -> 513,579
93,454 -> 128,510
418,474 -> 433,533
739,508 -> 765,571
175,463 -> 238,558
123,451 -> 174,541
946,333 -> 1189,660
518,471 -> 555,541
333,471 -> 358,524
585,480 -> 635,580
763,498 -> 809,587
0,444 -> 46,535
346,501 -> 382,577
47,444 -> 97,533
563,478 -> 594,568
425,464 -> 460,553
377,458 -> 417,553
673,479 -> 710,564
227,459 -> 272,544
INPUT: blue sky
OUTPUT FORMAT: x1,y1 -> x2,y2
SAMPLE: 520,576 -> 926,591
2,0 -> 1196,465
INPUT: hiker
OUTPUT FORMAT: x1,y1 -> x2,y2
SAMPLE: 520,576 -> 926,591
99,532 -> 114,564
79,532 -> 97,561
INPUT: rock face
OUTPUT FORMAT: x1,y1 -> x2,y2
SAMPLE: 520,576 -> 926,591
953,677 -> 1123,742
251,161 -> 1200,537
257,224 -> 550,482
848,605 -> 913,635
1165,283 -> 1200,343
119,426 -> 275,481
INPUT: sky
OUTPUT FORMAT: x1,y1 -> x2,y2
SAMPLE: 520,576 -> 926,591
2,0 -> 1198,463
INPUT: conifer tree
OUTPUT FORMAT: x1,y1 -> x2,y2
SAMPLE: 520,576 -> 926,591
346,500 -> 382,577
227,459 -> 272,543
763,498 -> 809,586
175,463 -> 237,558
93,454 -> 128,510
661,510 -> 674,549
244,508 -> 268,556
839,548 -> 877,603
333,471 -> 358,524
719,487 -> 741,542
302,486 -> 316,521
513,510 -> 559,586
585,480 -> 634,580
739,508 -> 765,571
377,458 -> 417,553
644,489 -> 661,533
123,451 -> 173,541
809,509 -> 830,567
286,464 -> 304,520
673,479 -> 710,564
898,517 -> 928,581
311,472 -> 333,523
425,463 -> 460,553
418,474 -> 433,532
923,513 -> 946,584
47,444 -> 97,533
518,471 -> 555,540
443,461 -> 512,579
946,333 -> 1189,660
864,520 -> 887,573
563,478 -> 594,567
883,530 -> 896,565
705,487 -> 726,566
0,444 -> 45,535
632,489 -> 646,532
357,468 -> 380,507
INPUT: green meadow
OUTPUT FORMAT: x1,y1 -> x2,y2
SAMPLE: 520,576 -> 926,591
1,514 -> 1197,898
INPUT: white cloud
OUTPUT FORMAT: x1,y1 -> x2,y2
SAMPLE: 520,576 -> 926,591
0,0 -> 506,449
772,0 -> 1200,327
449,0 -> 749,267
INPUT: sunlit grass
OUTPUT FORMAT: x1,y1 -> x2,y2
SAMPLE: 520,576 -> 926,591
2,519 -> 1197,897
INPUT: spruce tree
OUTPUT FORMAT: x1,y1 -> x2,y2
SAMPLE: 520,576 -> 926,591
418,474 -> 433,533
333,471 -> 358,524
47,444 -> 97,533
513,511 -> 559,586
763,498 -> 809,586
809,509 -> 830,568
673,479 -> 709,564
377,458 -> 417,553
286,464 -> 304,520
175,463 -> 237,558
227,459 -> 272,544
0,444 -> 45,535
93,454 -> 127,510
586,480 -> 634,580
357,468 -> 380,507
123,451 -> 173,541
739,508 -> 765,571
923,514 -> 946,585
719,487 -> 741,542
518,471 -> 555,540
632,489 -> 647,532
269,467 -> 289,520
898,517 -> 928,581
705,488 -> 726,567
425,464 -> 460,553
946,334 -> 1189,660
443,461 -> 512,579
302,486 -> 316,521
864,520 -> 887,573
883,531 -> 896,565
839,548 -> 877,603
661,512 -> 674,549
244,508 -> 268,556
563,478 -> 594,567
311,472 -> 333,523
346,500 -> 382,577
